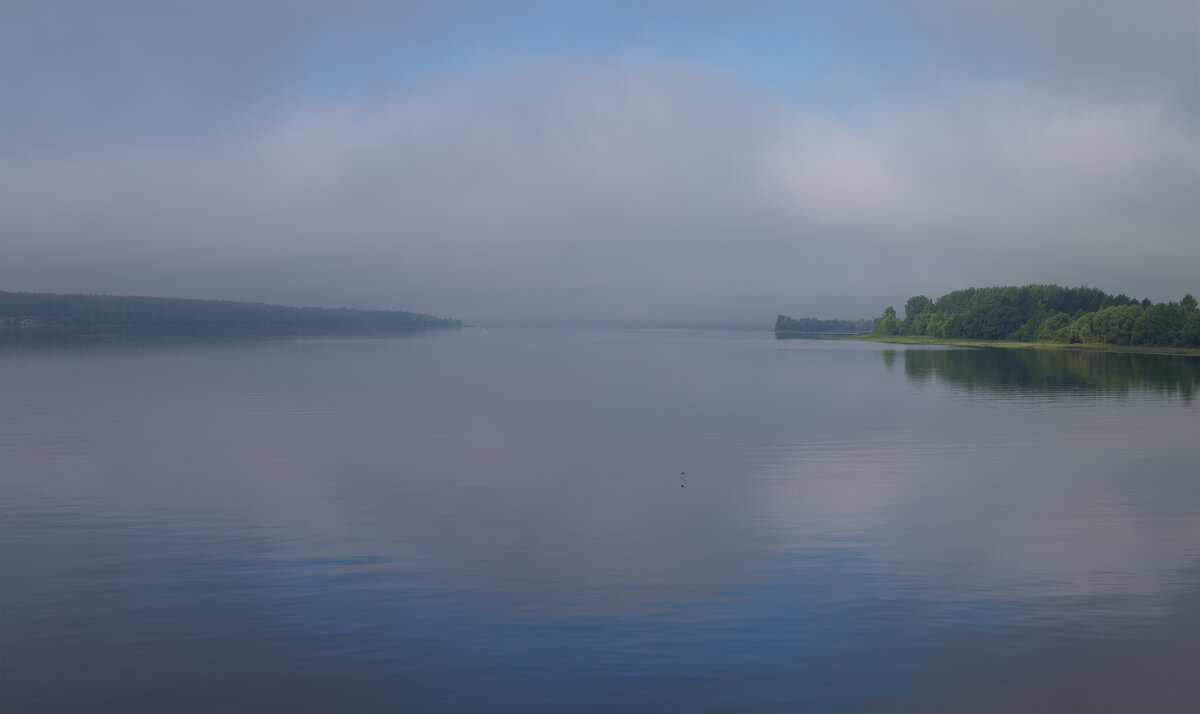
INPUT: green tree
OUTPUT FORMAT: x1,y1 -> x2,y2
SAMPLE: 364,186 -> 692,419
874,306 -> 901,335
904,295 -> 933,320
1034,312 -> 1071,342
1132,303 -> 1184,346
1182,312 -> 1200,347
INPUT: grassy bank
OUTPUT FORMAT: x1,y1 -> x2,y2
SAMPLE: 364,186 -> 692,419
859,334 -> 1200,357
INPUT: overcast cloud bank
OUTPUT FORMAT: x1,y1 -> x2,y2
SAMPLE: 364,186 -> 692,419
2,1 -> 1197,324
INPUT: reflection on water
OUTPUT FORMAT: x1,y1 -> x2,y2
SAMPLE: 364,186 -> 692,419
900,347 -> 1200,400
3,330 -> 1199,713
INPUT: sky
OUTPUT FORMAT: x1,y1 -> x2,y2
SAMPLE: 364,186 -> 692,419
2,0 -> 1198,325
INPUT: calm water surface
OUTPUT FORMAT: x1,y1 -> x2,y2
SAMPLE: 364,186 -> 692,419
3,328 -> 1199,712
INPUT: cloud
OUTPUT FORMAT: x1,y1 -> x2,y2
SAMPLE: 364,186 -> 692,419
912,0 -> 1200,118
0,0 -> 458,153
2,3 -> 1197,323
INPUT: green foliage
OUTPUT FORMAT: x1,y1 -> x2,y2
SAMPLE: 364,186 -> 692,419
904,295 -> 933,321
1182,312 -> 1200,347
874,306 -> 900,336
1070,304 -> 1142,345
907,311 -> 933,336
1010,307 -> 1046,342
964,304 -> 1023,340
0,290 -> 462,330
872,285 -> 1198,349
1035,312 -> 1072,342
1131,302 -> 1184,347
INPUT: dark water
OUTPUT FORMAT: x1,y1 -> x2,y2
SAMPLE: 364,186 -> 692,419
3,328 -> 1199,713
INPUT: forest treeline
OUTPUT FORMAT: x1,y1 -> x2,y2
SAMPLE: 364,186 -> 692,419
872,285 -> 1200,347
0,290 -> 461,330
775,315 -> 876,334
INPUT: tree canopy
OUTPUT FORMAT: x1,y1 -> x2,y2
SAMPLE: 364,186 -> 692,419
872,285 -> 1199,348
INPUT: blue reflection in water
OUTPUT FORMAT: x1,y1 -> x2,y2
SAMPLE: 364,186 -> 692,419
3,329 -> 1199,712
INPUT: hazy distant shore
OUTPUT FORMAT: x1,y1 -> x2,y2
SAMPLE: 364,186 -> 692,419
0,290 -> 461,331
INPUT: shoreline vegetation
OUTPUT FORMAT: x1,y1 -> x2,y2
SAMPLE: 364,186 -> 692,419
778,284 -> 1199,357
0,290 -> 461,331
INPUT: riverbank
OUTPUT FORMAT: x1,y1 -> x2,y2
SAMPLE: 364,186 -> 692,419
857,334 -> 1200,357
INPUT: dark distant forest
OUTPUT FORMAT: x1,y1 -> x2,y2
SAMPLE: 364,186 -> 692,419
0,290 -> 461,330
775,315 -> 875,334
872,285 -> 1200,348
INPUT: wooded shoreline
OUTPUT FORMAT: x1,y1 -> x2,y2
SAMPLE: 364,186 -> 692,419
864,284 -> 1199,350
0,290 -> 461,330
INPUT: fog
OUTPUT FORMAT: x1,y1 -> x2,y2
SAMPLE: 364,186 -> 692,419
2,1 -> 1197,325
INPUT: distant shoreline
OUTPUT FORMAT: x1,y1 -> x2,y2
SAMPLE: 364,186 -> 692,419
0,290 -> 461,331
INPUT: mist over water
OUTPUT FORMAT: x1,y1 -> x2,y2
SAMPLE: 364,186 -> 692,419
3,329 -> 1198,712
